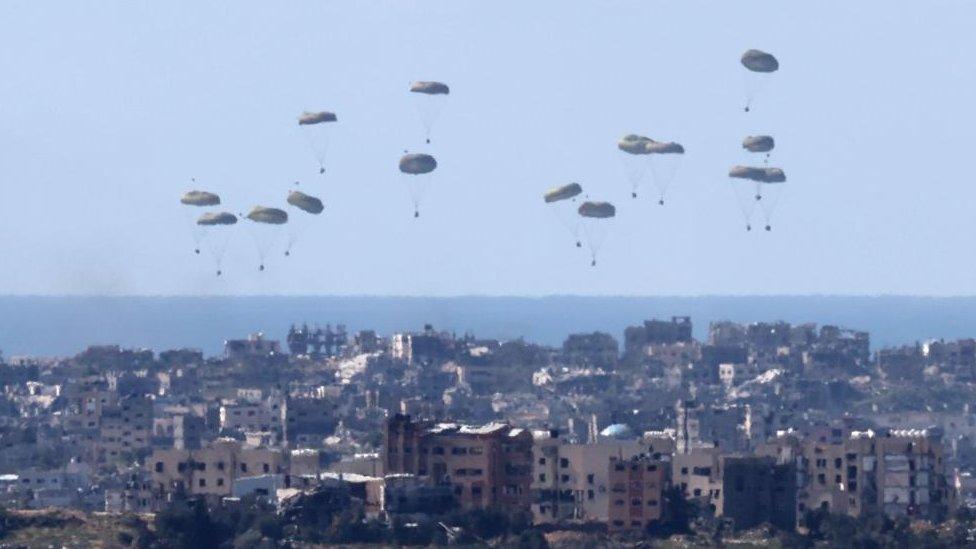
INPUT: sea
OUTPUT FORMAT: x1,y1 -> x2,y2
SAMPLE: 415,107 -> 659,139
0,295 -> 975,358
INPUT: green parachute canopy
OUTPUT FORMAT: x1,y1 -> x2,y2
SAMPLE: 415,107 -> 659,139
618,134 -> 653,155
742,135 -> 775,153
399,153 -> 437,175
287,190 -> 324,215
298,111 -> 337,125
197,212 -> 238,226
544,183 -> 583,203
247,206 -> 289,224
181,191 -> 220,207
741,49 -> 779,73
578,201 -> 616,218
410,81 -> 450,95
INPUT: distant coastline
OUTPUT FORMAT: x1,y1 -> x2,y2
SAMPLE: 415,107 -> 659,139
0,295 -> 973,357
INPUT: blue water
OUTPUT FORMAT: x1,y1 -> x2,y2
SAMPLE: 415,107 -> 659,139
0,296 -> 974,358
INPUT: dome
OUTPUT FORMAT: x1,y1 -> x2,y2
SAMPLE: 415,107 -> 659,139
599,423 -> 633,439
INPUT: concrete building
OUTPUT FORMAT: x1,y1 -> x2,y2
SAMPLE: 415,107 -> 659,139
384,414 -> 533,510
96,395 -> 153,462
758,427 -> 952,522
148,438 -> 286,502
719,456 -> 797,530
607,455 -> 667,534
673,447 -> 723,509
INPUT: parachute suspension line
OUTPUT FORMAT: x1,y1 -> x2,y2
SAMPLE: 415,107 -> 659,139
301,128 -> 330,175
758,183 -> 785,230
648,153 -> 682,206
547,204 -> 582,248
202,229 -> 233,277
580,219 -> 609,267
730,181 -> 757,231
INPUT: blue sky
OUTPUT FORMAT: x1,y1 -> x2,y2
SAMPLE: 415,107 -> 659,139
0,1 -> 973,296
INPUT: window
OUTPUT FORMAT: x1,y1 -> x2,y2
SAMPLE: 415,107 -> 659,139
647,499 -> 658,506
560,458 -> 569,468
587,474 -> 595,484
155,462 -> 164,473
217,478 -> 224,487
539,474 -> 546,483
433,447 -> 444,455
199,478 -> 206,487
587,490 -> 594,500
614,499 -> 624,506
241,463 -> 248,473
470,447 -> 484,455
472,486 -> 482,496
631,498 -> 641,506
217,462 -> 225,471
538,457 -> 546,465
451,447 -> 468,456
263,463 -> 270,473
680,467 -> 689,475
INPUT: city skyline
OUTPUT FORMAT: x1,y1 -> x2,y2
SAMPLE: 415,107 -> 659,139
1,1 -> 974,295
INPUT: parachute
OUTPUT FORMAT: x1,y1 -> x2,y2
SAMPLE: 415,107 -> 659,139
247,206 -> 288,224
741,49 -> 779,73
577,201 -> 616,266
618,135 -> 684,203
742,135 -> 775,155
245,206 -> 289,271
410,81 -> 449,144
544,183 -> 582,203
197,212 -> 237,225
646,140 -> 685,205
287,190 -> 324,214
544,183 -> 584,248
284,190 -> 324,256
195,212 -> 236,276
181,190 -> 220,207
728,165 -> 787,231
618,135 -> 652,198
740,49 -> 778,112
180,188 -> 223,256
399,153 -> 438,217
297,110 -> 337,175
410,81 -> 450,95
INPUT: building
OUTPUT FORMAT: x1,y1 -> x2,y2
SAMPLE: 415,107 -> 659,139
224,333 -> 282,360
148,438 -> 286,503
562,332 -> 619,370
96,394 -> 153,462
623,317 -> 693,354
284,397 -> 338,447
758,427 -> 953,522
607,455 -> 667,534
719,455 -> 797,530
673,447 -> 722,509
384,414 -> 533,510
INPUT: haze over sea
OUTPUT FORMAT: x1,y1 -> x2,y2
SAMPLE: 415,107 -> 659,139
0,296 -> 974,358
